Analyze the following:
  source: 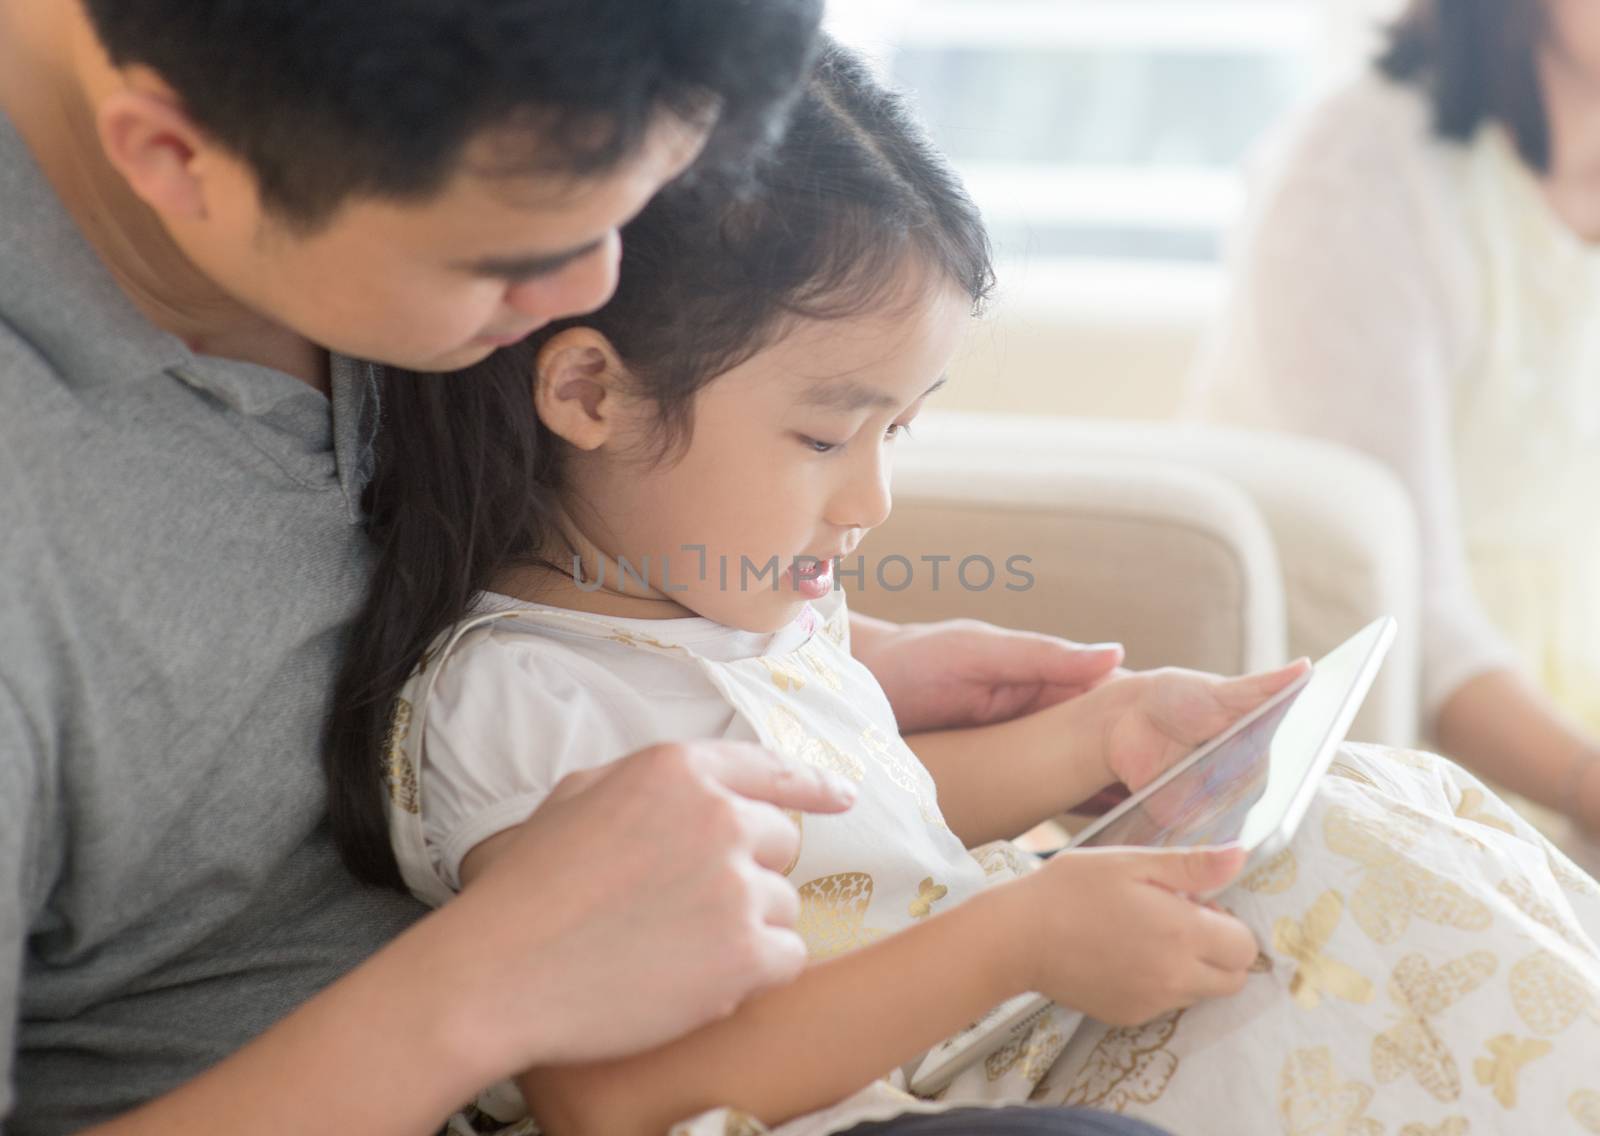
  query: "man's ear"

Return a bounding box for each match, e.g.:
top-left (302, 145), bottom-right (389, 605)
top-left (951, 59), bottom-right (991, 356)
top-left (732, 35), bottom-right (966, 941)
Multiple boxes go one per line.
top-left (94, 68), bottom-right (221, 222)
top-left (534, 328), bottom-right (630, 451)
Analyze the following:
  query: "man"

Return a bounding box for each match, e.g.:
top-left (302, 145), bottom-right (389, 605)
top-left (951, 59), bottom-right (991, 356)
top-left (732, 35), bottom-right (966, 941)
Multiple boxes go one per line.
top-left (0, 3), bottom-right (1135, 1133)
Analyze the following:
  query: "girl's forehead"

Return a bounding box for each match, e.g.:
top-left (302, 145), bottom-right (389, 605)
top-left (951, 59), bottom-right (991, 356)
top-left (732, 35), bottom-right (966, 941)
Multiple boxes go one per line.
top-left (775, 287), bottom-right (972, 393)
top-left (694, 278), bottom-right (970, 416)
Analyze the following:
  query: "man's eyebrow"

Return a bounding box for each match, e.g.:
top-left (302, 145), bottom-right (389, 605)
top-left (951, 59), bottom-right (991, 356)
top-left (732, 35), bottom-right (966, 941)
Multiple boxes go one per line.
top-left (799, 375), bottom-right (948, 414)
top-left (454, 237), bottom-right (605, 280)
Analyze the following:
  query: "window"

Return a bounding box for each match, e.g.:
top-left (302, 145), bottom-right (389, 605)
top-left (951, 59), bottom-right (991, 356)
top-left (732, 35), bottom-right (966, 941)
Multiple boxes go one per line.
top-left (827, 0), bottom-right (1386, 302)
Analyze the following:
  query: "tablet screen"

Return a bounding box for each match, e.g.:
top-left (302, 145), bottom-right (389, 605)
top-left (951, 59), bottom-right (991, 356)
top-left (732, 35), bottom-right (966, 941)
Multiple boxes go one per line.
top-left (1075, 681), bottom-right (1305, 850)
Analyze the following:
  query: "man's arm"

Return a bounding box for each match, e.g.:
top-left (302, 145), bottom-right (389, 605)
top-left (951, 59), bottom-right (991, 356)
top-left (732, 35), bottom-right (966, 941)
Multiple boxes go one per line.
top-left (70, 743), bottom-right (853, 1136)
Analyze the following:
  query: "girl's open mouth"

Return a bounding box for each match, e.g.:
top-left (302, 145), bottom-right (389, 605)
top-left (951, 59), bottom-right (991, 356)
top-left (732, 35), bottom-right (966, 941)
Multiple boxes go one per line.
top-left (786, 556), bottom-right (835, 599)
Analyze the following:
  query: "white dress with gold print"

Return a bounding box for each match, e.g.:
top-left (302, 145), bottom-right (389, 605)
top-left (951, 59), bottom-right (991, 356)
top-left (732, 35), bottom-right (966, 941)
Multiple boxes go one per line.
top-left (385, 591), bottom-right (1600, 1136)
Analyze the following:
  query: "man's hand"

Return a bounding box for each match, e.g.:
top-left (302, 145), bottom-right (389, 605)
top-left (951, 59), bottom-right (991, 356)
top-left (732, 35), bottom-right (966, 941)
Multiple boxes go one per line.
top-left (445, 741), bottom-right (856, 1078)
top-left (849, 612), bottom-right (1124, 733)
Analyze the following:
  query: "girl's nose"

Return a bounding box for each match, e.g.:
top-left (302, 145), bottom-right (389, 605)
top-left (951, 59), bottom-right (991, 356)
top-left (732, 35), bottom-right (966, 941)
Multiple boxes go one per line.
top-left (827, 456), bottom-right (893, 533)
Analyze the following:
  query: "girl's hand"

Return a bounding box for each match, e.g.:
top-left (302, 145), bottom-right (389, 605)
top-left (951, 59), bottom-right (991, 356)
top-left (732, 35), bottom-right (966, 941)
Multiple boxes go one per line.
top-left (1092, 660), bottom-right (1310, 793)
top-left (999, 844), bottom-right (1258, 1025)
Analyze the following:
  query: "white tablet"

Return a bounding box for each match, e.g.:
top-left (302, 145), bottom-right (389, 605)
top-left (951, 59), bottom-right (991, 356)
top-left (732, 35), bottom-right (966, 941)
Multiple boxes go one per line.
top-left (1067, 615), bottom-right (1396, 878)
top-left (907, 616), bottom-right (1396, 1098)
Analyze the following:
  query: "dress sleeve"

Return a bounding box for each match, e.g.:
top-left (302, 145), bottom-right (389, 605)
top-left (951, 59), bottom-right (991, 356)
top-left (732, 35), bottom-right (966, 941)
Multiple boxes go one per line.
top-left (417, 633), bottom-right (647, 889)
top-left (1190, 80), bottom-right (1521, 728)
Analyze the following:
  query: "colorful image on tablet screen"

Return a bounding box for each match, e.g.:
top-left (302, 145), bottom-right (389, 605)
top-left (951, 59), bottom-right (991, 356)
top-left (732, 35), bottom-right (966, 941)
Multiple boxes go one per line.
top-left (1076, 687), bottom-right (1305, 849)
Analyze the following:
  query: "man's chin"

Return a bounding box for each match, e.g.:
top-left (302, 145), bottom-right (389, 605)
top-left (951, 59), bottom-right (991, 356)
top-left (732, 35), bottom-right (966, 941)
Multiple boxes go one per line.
top-left (387, 341), bottom-right (500, 375)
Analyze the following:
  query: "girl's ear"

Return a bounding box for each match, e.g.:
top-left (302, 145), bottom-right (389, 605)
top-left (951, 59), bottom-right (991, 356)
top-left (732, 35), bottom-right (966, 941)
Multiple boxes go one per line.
top-left (533, 328), bottom-right (629, 451)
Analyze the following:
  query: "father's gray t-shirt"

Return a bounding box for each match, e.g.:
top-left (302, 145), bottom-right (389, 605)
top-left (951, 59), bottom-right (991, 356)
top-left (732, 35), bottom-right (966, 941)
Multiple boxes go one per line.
top-left (0, 114), bottom-right (425, 1131)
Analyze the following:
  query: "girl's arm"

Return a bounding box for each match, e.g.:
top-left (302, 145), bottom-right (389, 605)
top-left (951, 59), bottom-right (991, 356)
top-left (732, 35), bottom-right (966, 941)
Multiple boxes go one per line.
top-left (515, 843), bottom-right (1258, 1136)
top-left (521, 885), bottom-right (1023, 1136)
top-left (905, 697), bottom-right (1108, 846)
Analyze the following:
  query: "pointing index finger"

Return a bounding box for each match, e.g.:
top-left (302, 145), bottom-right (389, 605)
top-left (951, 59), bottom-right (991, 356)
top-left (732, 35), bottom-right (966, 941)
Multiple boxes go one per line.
top-left (694, 741), bottom-right (857, 815)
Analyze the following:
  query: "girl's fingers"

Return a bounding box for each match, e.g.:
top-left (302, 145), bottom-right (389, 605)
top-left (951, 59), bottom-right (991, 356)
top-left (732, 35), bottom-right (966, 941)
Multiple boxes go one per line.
top-left (1191, 904), bottom-right (1261, 972)
top-left (1216, 657), bottom-right (1311, 710)
top-left (1192, 958), bottom-right (1253, 1001)
top-left (1124, 844), bottom-right (1248, 895)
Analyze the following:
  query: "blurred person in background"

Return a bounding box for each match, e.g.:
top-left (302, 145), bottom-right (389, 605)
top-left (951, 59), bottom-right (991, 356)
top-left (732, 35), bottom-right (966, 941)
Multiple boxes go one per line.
top-left (1191, 0), bottom-right (1600, 863)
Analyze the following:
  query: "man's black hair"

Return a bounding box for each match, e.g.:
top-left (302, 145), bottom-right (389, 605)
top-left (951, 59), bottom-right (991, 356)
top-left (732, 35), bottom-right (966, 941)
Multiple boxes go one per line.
top-left (83, 0), bottom-right (824, 228)
top-left (1379, 0), bottom-right (1548, 172)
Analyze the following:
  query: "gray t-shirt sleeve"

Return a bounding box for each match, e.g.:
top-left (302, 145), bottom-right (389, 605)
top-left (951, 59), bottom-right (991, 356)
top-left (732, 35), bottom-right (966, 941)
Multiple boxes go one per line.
top-left (0, 680), bottom-right (39, 1123)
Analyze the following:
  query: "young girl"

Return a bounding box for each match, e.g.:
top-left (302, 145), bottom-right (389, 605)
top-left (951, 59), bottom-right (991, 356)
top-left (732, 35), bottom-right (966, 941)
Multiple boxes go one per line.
top-left (328, 43), bottom-right (1600, 1136)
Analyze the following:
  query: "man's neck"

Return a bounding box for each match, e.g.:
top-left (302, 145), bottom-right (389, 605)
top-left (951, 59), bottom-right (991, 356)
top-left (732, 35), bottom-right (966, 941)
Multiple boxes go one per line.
top-left (0, 3), bottom-right (329, 389)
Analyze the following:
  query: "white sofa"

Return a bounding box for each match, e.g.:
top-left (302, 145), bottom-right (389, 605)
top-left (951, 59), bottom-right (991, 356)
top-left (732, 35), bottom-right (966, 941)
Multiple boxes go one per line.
top-left (852, 411), bottom-right (1422, 748)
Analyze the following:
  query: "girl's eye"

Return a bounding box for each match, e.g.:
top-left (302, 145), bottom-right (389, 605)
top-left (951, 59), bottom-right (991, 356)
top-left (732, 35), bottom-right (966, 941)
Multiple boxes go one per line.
top-left (800, 435), bottom-right (842, 454)
top-left (886, 422), bottom-right (914, 441)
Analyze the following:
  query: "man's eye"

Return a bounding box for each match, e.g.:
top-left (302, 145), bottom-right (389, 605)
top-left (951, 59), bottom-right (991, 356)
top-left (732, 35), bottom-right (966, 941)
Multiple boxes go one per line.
top-left (799, 435), bottom-right (841, 454)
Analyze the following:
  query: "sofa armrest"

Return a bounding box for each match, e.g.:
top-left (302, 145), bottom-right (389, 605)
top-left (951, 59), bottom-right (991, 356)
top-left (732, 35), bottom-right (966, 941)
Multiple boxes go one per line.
top-left (852, 451), bottom-right (1288, 679)
top-left (871, 412), bottom-right (1420, 746)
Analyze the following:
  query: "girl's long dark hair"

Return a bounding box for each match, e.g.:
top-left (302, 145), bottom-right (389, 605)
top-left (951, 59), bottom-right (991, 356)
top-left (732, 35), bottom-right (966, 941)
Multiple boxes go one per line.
top-left (1379, 0), bottom-right (1548, 172)
top-left (325, 39), bottom-right (995, 890)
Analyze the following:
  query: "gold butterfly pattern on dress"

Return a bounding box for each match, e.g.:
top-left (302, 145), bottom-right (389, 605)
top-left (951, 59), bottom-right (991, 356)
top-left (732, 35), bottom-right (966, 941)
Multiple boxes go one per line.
top-left (986, 1018), bottom-right (1068, 1084)
top-left (1570, 1089), bottom-right (1600, 1132)
top-left (1272, 890), bottom-right (1375, 1010)
top-left (1507, 949), bottom-right (1600, 1035)
top-left (1453, 787), bottom-right (1517, 836)
top-left (1495, 877), bottom-right (1595, 957)
top-left (796, 872), bottom-right (885, 960)
top-left (604, 628), bottom-right (677, 652)
top-left (1383, 748), bottom-right (1441, 771)
top-left (1240, 848), bottom-right (1298, 895)
top-left (1398, 1120), bottom-right (1468, 1136)
top-left (758, 655), bottom-right (809, 693)
top-left (1471, 1034), bottom-right (1551, 1108)
top-left (383, 698), bottom-right (420, 814)
top-left (797, 643), bottom-right (844, 692)
top-left (718, 1112), bottom-right (766, 1136)
top-left (1371, 952), bottom-right (1498, 1102)
top-left (908, 877), bottom-right (948, 920)
top-left (1059, 1010), bottom-right (1183, 1112)
top-left (973, 842), bottom-right (1032, 880)
top-left (860, 723), bottom-right (945, 827)
top-left (1278, 1046), bottom-right (1383, 1136)
top-left (1548, 849), bottom-right (1600, 899)
top-left (1323, 805), bottom-right (1493, 944)
top-left (1327, 762), bottom-right (1382, 791)
top-left (766, 706), bottom-right (864, 783)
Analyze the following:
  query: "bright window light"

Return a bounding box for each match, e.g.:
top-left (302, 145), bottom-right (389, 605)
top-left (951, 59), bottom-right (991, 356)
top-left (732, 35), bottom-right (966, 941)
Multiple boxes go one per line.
top-left (826, 0), bottom-right (1374, 285)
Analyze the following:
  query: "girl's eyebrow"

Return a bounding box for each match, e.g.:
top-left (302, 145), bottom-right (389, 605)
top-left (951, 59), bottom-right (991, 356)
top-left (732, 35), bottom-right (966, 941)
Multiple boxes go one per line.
top-left (453, 237), bottom-right (605, 280)
top-left (801, 375), bottom-right (948, 413)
